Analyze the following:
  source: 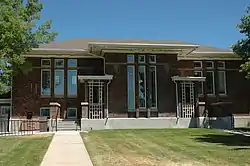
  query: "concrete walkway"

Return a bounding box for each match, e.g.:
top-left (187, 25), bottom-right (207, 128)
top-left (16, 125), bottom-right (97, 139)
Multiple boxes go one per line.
top-left (40, 131), bottom-right (93, 166)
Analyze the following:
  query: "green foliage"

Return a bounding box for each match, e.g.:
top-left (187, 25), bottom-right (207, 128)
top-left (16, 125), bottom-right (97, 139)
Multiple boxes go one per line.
top-left (0, 0), bottom-right (57, 94)
top-left (232, 6), bottom-right (250, 78)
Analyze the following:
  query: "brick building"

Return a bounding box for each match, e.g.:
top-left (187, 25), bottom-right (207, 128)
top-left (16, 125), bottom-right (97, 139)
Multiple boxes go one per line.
top-left (0, 38), bottom-right (249, 129)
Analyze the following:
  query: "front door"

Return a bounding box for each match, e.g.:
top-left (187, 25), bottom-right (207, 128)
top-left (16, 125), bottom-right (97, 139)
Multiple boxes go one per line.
top-left (88, 80), bottom-right (104, 119)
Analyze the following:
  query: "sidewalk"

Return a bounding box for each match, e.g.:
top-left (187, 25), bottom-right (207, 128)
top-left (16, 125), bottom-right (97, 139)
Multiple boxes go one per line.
top-left (40, 131), bottom-right (93, 166)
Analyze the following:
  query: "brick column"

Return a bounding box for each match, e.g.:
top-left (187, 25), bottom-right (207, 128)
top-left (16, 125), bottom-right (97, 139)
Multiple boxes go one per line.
top-left (49, 102), bottom-right (61, 119)
top-left (81, 102), bottom-right (89, 119)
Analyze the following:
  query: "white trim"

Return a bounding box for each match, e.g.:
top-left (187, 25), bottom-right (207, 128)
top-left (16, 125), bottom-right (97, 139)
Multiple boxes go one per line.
top-left (88, 42), bottom-right (200, 48)
top-left (41, 69), bottom-right (51, 96)
top-left (192, 51), bottom-right (233, 54)
top-left (33, 48), bottom-right (87, 51)
top-left (78, 75), bottom-right (113, 81)
top-left (41, 59), bottom-right (51, 68)
top-left (49, 102), bottom-right (61, 107)
top-left (218, 71), bottom-right (227, 95)
top-left (40, 107), bottom-right (50, 117)
top-left (0, 99), bottom-right (11, 104)
top-left (206, 71), bottom-right (215, 95)
top-left (67, 107), bottom-right (77, 119)
top-left (171, 76), bottom-right (206, 82)
top-left (138, 66), bottom-right (146, 108)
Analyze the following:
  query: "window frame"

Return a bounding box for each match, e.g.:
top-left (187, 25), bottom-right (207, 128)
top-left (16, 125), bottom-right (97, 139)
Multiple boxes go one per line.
top-left (205, 61), bottom-right (214, 69)
top-left (68, 59), bottom-right (77, 68)
top-left (67, 69), bottom-right (78, 97)
top-left (217, 61), bottom-right (225, 69)
top-left (149, 55), bottom-right (156, 64)
top-left (54, 69), bottom-right (65, 96)
top-left (138, 65), bottom-right (146, 108)
top-left (54, 59), bottom-right (65, 68)
top-left (40, 107), bottom-right (50, 118)
top-left (41, 59), bottom-right (51, 68)
top-left (41, 69), bottom-right (51, 96)
top-left (217, 70), bottom-right (227, 95)
top-left (149, 65), bottom-right (158, 108)
top-left (206, 71), bottom-right (215, 95)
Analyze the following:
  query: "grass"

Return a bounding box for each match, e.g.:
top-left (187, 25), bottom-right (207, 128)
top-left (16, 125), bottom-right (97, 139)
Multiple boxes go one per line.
top-left (0, 134), bottom-right (53, 166)
top-left (81, 129), bottom-right (250, 166)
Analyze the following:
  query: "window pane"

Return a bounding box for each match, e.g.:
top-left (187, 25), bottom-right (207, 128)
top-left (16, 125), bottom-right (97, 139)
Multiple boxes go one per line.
top-left (194, 61), bottom-right (202, 68)
top-left (217, 61), bottom-right (225, 69)
top-left (194, 71), bottom-right (203, 95)
top-left (67, 70), bottom-right (77, 96)
top-left (138, 55), bottom-right (145, 63)
top-left (127, 66), bottom-right (135, 111)
top-left (149, 55), bottom-right (156, 63)
top-left (40, 108), bottom-right (50, 117)
top-left (127, 55), bottom-right (134, 63)
top-left (68, 59), bottom-right (77, 67)
top-left (149, 66), bottom-right (157, 107)
top-left (218, 71), bottom-right (226, 94)
top-left (205, 61), bottom-right (214, 68)
top-left (206, 71), bottom-right (214, 94)
top-left (41, 70), bottom-right (51, 95)
top-left (54, 70), bottom-right (64, 95)
top-left (67, 108), bottom-right (77, 118)
top-left (41, 59), bottom-right (51, 67)
top-left (138, 66), bottom-right (146, 108)
top-left (55, 59), bottom-right (64, 68)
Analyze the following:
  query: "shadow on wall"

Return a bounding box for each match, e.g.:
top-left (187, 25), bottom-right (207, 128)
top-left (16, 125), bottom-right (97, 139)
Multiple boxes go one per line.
top-left (194, 133), bottom-right (250, 148)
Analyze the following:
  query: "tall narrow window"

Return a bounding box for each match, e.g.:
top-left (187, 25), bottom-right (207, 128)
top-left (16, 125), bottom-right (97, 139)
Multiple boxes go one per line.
top-left (138, 55), bottom-right (146, 108)
top-left (205, 61), bottom-right (215, 95)
top-left (41, 59), bottom-right (51, 96)
top-left (54, 59), bottom-right (64, 96)
top-left (194, 61), bottom-right (203, 95)
top-left (41, 70), bottom-right (51, 96)
top-left (67, 59), bottom-right (77, 96)
top-left (149, 55), bottom-right (157, 108)
top-left (217, 61), bottom-right (226, 95)
top-left (127, 55), bottom-right (135, 111)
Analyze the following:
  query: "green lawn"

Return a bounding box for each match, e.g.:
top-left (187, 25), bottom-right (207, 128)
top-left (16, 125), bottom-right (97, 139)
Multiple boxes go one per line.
top-left (81, 129), bottom-right (250, 166)
top-left (0, 134), bottom-right (53, 166)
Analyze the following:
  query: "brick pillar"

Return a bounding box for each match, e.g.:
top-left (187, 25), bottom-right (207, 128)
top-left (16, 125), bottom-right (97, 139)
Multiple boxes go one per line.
top-left (49, 102), bottom-right (61, 119)
top-left (81, 102), bottom-right (89, 119)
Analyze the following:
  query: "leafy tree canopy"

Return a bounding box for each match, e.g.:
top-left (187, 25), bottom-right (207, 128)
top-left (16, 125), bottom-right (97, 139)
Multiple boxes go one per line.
top-left (232, 6), bottom-right (250, 78)
top-left (0, 0), bottom-right (57, 94)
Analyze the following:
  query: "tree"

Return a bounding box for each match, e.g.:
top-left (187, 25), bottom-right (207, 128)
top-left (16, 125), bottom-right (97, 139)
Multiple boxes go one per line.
top-left (0, 0), bottom-right (57, 94)
top-left (232, 6), bottom-right (250, 78)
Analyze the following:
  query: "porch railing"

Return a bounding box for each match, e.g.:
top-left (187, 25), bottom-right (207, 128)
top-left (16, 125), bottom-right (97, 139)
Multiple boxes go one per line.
top-left (0, 119), bottom-right (48, 136)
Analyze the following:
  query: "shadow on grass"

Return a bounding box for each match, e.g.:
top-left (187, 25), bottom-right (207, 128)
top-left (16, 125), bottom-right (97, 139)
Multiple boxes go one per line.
top-left (195, 133), bottom-right (250, 147)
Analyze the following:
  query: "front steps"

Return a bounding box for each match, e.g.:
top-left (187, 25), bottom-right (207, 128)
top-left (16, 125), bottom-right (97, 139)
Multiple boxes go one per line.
top-left (57, 120), bottom-right (81, 131)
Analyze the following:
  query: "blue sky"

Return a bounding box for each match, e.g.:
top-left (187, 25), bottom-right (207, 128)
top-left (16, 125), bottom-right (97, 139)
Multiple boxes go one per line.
top-left (40, 0), bottom-right (249, 49)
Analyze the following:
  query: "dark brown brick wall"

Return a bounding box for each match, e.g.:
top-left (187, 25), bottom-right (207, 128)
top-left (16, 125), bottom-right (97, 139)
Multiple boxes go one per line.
top-left (11, 56), bottom-right (250, 118)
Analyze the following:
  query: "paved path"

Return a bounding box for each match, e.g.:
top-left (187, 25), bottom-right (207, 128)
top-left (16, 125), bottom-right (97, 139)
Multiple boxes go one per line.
top-left (40, 131), bottom-right (93, 166)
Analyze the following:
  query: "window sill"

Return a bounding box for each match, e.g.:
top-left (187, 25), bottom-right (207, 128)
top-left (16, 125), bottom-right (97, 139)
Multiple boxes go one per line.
top-left (219, 94), bottom-right (228, 97)
top-left (40, 95), bottom-right (52, 98)
top-left (207, 94), bottom-right (216, 97)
